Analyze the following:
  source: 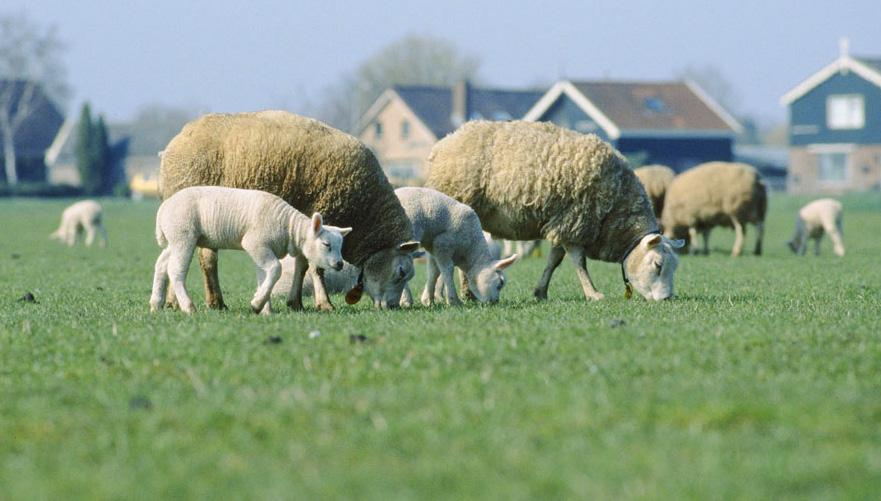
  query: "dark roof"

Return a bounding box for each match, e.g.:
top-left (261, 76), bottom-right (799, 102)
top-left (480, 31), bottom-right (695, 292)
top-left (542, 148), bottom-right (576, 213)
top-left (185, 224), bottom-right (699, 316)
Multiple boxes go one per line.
top-left (0, 80), bottom-right (64, 158)
top-left (393, 84), bottom-right (545, 138)
top-left (570, 80), bottom-right (734, 132)
top-left (855, 56), bottom-right (881, 75)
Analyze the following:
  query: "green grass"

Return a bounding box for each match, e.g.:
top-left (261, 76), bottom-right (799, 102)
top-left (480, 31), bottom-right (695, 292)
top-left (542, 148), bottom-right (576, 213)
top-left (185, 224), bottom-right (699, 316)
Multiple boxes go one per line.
top-left (2, 193), bottom-right (881, 499)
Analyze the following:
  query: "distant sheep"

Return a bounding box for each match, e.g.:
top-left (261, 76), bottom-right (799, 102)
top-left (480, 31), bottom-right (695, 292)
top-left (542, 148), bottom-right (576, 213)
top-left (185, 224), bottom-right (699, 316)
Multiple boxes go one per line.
top-left (788, 198), bottom-right (844, 257)
top-left (661, 162), bottom-right (767, 257)
top-left (159, 111), bottom-right (419, 310)
top-left (633, 164), bottom-right (676, 220)
top-left (150, 186), bottom-right (350, 314)
top-left (427, 120), bottom-right (683, 302)
top-left (394, 187), bottom-right (517, 306)
top-left (50, 200), bottom-right (108, 247)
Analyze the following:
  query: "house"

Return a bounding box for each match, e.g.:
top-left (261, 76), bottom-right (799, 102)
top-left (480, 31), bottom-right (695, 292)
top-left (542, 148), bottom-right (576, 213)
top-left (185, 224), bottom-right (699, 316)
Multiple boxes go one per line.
top-left (780, 39), bottom-right (881, 193)
top-left (44, 113), bottom-right (130, 191)
top-left (0, 79), bottom-right (65, 184)
top-left (523, 80), bottom-right (742, 172)
top-left (358, 81), bottom-right (544, 185)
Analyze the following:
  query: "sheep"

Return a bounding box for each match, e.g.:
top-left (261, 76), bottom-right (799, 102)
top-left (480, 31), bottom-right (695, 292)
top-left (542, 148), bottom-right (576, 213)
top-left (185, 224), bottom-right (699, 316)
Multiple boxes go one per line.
top-left (633, 164), bottom-right (676, 220)
top-left (150, 186), bottom-right (351, 314)
top-left (49, 200), bottom-right (108, 247)
top-left (787, 198), bottom-right (845, 257)
top-left (661, 161), bottom-right (767, 257)
top-left (393, 187), bottom-right (518, 306)
top-left (426, 120), bottom-right (684, 302)
top-left (158, 111), bottom-right (420, 310)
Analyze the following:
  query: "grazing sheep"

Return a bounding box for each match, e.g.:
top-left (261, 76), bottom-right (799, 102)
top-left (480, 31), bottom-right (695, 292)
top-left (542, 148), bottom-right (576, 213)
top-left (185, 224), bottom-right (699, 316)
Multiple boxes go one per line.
top-left (159, 111), bottom-right (419, 310)
top-left (394, 187), bottom-right (517, 306)
top-left (50, 200), bottom-right (108, 247)
top-left (426, 120), bottom-right (683, 302)
top-left (150, 186), bottom-right (350, 314)
top-left (787, 198), bottom-right (845, 257)
top-left (633, 164), bottom-right (676, 220)
top-left (661, 162), bottom-right (767, 257)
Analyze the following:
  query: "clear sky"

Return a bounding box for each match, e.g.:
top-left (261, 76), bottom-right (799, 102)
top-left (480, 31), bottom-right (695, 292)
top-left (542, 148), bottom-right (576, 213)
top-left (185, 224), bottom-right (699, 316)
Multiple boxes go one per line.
top-left (6, 0), bottom-right (880, 123)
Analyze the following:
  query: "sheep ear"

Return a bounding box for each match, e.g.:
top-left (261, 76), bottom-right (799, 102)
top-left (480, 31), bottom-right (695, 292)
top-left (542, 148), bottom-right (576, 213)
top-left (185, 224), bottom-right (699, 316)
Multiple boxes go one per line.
top-left (669, 238), bottom-right (686, 249)
top-left (494, 254), bottom-right (518, 270)
top-left (645, 234), bottom-right (662, 248)
top-left (311, 213), bottom-right (323, 233)
top-left (338, 227), bottom-right (352, 237)
top-left (397, 241), bottom-right (420, 254)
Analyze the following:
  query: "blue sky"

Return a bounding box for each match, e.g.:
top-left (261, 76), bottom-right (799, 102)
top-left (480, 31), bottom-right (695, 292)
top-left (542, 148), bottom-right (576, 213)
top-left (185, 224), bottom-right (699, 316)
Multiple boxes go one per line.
top-left (6, 1), bottom-right (880, 123)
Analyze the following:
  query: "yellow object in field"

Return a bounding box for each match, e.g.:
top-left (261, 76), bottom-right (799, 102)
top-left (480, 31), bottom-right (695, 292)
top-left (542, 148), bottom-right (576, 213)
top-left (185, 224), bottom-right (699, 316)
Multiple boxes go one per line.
top-left (129, 173), bottom-right (159, 198)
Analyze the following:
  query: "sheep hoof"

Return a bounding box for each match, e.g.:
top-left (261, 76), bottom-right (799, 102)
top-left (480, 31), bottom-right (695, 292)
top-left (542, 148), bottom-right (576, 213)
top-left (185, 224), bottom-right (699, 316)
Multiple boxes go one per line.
top-left (316, 302), bottom-right (335, 312)
top-left (286, 300), bottom-right (304, 311)
top-left (463, 289), bottom-right (477, 301)
top-left (149, 304), bottom-right (160, 313)
top-left (533, 288), bottom-right (548, 300)
top-left (586, 292), bottom-right (605, 301)
top-left (448, 297), bottom-right (463, 306)
top-left (206, 298), bottom-right (228, 310)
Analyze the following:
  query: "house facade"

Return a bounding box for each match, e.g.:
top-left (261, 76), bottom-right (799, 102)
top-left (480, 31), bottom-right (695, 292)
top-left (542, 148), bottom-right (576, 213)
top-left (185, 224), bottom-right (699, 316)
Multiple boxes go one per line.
top-left (781, 41), bottom-right (881, 193)
top-left (358, 82), bottom-right (544, 185)
top-left (0, 80), bottom-right (65, 184)
top-left (523, 80), bottom-right (742, 172)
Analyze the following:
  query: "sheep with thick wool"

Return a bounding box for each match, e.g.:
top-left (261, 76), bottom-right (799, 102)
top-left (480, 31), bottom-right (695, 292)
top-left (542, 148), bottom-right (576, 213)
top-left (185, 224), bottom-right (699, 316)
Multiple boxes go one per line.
top-left (50, 200), bottom-right (108, 247)
top-left (634, 164), bottom-right (676, 220)
top-left (426, 120), bottom-right (683, 302)
top-left (787, 198), bottom-right (845, 257)
top-left (150, 186), bottom-right (350, 314)
top-left (661, 161), bottom-right (767, 257)
top-left (394, 187), bottom-right (517, 306)
top-left (159, 111), bottom-right (419, 311)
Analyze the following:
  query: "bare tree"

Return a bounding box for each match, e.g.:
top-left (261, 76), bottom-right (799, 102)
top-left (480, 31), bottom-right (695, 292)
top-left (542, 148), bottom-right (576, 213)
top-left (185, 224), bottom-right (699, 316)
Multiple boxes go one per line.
top-left (312, 35), bottom-right (480, 132)
top-left (676, 64), bottom-right (740, 115)
top-left (0, 12), bottom-right (68, 185)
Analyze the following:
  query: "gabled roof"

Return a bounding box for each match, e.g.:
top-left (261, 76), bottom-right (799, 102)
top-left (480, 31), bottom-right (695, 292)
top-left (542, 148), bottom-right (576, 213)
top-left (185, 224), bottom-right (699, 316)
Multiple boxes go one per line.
top-left (358, 84), bottom-right (545, 139)
top-left (0, 79), bottom-right (65, 158)
top-left (780, 55), bottom-right (881, 105)
top-left (524, 80), bottom-right (741, 140)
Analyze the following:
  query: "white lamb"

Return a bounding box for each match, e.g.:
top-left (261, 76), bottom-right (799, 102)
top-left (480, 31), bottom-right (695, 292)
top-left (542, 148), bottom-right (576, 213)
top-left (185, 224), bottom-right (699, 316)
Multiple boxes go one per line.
top-left (50, 200), bottom-right (108, 247)
top-left (395, 187), bottom-right (517, 306)
top-left (150, 186), bottom-right (351, 314)
top-left (787, 198), bottom-right (845, 257)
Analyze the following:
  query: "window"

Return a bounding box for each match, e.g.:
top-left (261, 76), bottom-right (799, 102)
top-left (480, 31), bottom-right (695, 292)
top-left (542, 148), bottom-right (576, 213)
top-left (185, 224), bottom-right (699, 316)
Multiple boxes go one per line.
top-left (401, 120), bottom-right (410, 140)
top-left (373, 121), bottom-right (383, 139)
top-left (827, 95), bottom-right (864, 129)
top-left (643, 96), bottom-right (669, 114)
top-left (818, 152), bottom-right (848, 181)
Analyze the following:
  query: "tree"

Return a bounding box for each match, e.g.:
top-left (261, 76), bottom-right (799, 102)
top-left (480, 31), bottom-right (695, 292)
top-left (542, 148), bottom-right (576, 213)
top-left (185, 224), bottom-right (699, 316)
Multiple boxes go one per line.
top-left (75, 103), bottom-right (99, 194)
top-left (313, 35), bottom-right (481, 131)
top-left (0, 12), bottom-right (68, 185)
top-left (675, 64), bottom-right (740, 116)
top-left (121, 104), bottom-right (195, 156)
top-left (93, 114), bottom-right (112, 193)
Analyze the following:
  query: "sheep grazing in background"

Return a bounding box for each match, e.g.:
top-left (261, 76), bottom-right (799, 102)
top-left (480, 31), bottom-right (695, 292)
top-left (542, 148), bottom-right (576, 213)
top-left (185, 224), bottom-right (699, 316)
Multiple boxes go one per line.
top-left (150, 186), bottom-right (350, 315)
top-left (427, 120), bottom-right (683, 302)
top-left (394, 187), bottom-right (517, 306)
top-left (661, 162), bottom-right (767, 257)
top-left (50, 200), bottom-right (108, 247)
top-left (159, 111), bottom-right (419, 310)
top-left (633, 164), bottom-right (676, 220)
top-left (788, 198), bottom-right (845, 257)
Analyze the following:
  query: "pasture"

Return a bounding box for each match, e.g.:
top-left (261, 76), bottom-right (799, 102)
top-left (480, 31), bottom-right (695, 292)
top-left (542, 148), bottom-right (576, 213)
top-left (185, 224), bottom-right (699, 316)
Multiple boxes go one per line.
top-left (2, 193), bottom-right (880, 499)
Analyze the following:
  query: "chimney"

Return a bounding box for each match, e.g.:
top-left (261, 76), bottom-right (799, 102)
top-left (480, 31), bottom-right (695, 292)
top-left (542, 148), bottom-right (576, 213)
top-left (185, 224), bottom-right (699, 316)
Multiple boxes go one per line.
top-left (451, 80), bottom-right (470, 127)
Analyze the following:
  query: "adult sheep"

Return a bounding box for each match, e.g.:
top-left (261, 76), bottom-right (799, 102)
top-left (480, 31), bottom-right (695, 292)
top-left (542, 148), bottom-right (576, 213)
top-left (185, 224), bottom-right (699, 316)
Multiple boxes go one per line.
top-left (426, 120), bottom-right (684, 302)
top-left (661, 161), bottom-right (767, 257)
top-left (159, 111), bottom-right (419, 310)
top-left (633, 164), bottom-right (676, 220)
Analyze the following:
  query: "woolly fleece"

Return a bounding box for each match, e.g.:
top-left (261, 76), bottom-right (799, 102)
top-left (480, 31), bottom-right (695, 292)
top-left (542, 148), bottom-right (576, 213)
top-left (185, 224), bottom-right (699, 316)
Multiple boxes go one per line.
top-left (634, 164), bottom-right (676, 220)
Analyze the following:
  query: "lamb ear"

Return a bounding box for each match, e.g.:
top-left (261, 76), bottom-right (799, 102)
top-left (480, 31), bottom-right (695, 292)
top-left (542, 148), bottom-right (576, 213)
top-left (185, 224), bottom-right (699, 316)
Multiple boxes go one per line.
top-left (645, 234), bottom-right (662, 248)
top-left (311, 213), bottom-right (323, 233)
top-left (494, 254), bottom-right (518, 270)
top-left (338, 227), bottom-right (353, 237)
top-left (397, 241), bottom-right (420, 254)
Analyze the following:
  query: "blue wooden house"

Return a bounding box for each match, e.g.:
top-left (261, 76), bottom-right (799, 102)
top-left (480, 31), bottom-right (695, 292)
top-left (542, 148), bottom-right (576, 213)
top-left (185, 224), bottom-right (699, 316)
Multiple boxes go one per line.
top-left (523, 80), bottom-right (742, 172)
top-left (781, 40), bottom-right (881, 193)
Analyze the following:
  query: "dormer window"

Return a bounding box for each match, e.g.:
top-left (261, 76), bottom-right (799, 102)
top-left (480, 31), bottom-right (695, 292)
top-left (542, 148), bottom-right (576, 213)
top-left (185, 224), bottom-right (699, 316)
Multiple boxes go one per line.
top-left (401, 120), bottom-right (410, 140)
top-left (643, 96), bottom-right (669, 114)
top-left (827, 95), bottom-right (864, 129)
top-left (374, 121), bottom-right (383, 139)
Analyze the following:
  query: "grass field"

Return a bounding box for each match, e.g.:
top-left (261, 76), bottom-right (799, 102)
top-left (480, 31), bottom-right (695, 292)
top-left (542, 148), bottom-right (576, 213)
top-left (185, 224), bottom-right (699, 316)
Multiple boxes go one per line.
top-left (2, 193), bottom-right (881, 499)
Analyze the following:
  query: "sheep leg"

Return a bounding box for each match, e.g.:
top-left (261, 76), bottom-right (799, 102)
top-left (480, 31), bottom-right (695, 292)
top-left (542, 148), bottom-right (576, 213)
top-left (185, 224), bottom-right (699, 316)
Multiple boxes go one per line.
top-left (459, 268), bottom-right (476, 301)
top-left (564, 244), bottom-right (604, 301)
top-left (286, 256), bottom-right (308, 310)
top-left (533, 245), bottom-right (565, 300)
top-left (150, 248), bottom-right (171, 312)
top-left (198, 248), bottom-right (227, 310)
top-left (753, 221), bottom-right (764, 256)
top-left (434, 273), bottom-right (445, 302)
top-left (433, 254), bottom-right (462, 306)
top-left (244, 244), bottom-right (281, 314)
top-left (65, 222), bottom-right (76, 246)
top-left (168, 242), bottom-right (196, 314)
top-left (814, 236), bottom-right (822, 256)
top-left (421, 257), bottom-right (440, 306)
top-left (255, 267), bottom-right (272, 315)
top-left (310, 267), bottom-right (335, 311)
top-left (98, 223), bottom-right (109, 248)
top-left (85, 224), bottom-right (97, 246)
top-left (731, 217), bottom-right (744, 257)
top-left (688, 228), bottom-right (700, 255)
top-left (400, 283), bottom-right (414, 307)
top-left (828, 221), bottom-right (845, 257)
top-left (701, 229), bottom-right (711, 255)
